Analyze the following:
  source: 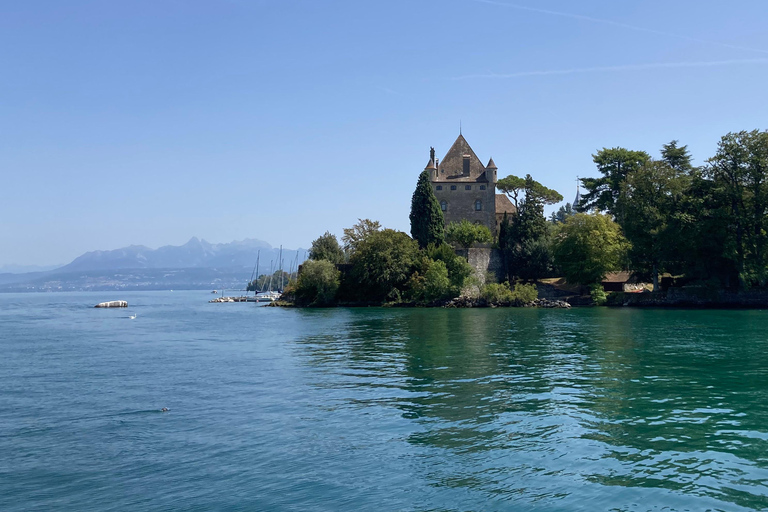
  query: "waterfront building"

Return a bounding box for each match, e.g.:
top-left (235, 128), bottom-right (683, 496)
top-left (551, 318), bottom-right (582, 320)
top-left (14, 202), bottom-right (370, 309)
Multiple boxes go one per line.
top-left (425, 134), bottom-right (516, 236)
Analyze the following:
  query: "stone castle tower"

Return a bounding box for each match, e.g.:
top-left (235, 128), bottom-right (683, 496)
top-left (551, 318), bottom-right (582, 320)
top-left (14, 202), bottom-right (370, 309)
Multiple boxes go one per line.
top-left (425, 134), bottom-right (515, 236)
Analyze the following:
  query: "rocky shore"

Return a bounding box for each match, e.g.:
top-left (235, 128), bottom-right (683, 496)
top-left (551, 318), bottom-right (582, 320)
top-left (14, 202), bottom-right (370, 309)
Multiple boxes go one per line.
top-left (443, 296), bottom-right (571, 308)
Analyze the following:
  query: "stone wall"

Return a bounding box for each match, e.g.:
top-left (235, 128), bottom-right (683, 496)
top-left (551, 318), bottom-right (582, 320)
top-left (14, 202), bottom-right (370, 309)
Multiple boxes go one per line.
top-left (455, 247), bottom-right (505, 286)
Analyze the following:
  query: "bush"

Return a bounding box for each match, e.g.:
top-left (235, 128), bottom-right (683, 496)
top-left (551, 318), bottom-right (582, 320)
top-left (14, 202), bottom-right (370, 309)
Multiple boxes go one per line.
top-left (481, 281), bottom-right (538, 305)
top-left (512, 282), bottom-right (538, 303)
top-left (482, 282), bottom-right (514, 303)
top-left (426, 243), bottom-right (473, 295)
top-left (407, 258), bottom-right (452, 304)
top-left (589, 284), bottom-right (607, 306)
top-left (294, 260), bottom-right (340, 306)
top-left (347, 229), bottom-right (420, 303)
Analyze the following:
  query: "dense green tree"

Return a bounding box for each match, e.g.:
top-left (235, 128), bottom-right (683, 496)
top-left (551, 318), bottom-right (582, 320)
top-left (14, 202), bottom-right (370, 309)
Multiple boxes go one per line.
top-left (407, 258), bottom-right (452, 303)
top-left (617, 159), bottom-right (691, 290)
top-left (308, 231), bottom-right (345, 264)
top-left (342, 218), bottom-right (381, 255)
top-left (293, 260), bottom-right (341, 306)
top-left (501, 175), bottom-right (562, 281)
top-left (549, 202), bottom-right (575, 224)
top-left (552, 213), bottom-right (628, 286)
top-left (446, 219), bottom-right (493, 251)
top-left (347, 229), bottom-right (420, 302)
top-left (498, 174), bottom-right (562, 209)
top-left (247, 270), bottom-right (294, 292)
top-left (410, 170), bottom-right (445, 248)
top-left (661, 140), bottom-right (694, 173)
top-left (426, 243), bottom-right (473, 295)
top-left (705, 130), bottom-right (768, 287)
top-left (578, 148), bottom-right (651, 217)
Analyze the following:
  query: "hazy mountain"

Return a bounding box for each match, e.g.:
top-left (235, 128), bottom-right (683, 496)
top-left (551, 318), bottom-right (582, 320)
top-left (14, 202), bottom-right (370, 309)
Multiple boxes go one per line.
top-left (0, 237), bottom-right (308, 292)
top-left (58, 237), bottom-right (288, 271)
top-left (0, 263), bottom-right (64, 274)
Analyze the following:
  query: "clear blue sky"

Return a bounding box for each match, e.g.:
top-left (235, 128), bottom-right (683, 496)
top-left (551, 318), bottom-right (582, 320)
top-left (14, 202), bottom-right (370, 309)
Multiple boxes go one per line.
top-left (3, 0), bottom-right (768, 266)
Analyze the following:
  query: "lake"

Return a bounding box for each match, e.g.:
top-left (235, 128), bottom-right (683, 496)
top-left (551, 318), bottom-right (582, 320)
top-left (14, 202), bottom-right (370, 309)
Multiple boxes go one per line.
top-left (2, 291), bottom-right (768, 511)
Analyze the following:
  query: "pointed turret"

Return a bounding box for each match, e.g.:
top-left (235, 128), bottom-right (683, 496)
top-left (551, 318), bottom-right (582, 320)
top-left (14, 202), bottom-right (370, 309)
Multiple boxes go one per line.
top-left (485, 157), bottom-right (498, 183)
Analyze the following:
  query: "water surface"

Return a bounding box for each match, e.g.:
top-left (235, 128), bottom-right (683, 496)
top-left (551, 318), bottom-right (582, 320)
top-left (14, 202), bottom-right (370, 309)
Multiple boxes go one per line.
top-left (2, 291), bottom-right (768, 511)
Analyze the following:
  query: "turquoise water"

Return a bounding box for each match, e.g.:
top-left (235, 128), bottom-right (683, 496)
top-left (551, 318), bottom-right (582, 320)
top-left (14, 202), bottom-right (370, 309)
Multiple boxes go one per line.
top-left (2, 291), bottom-right (768, 511)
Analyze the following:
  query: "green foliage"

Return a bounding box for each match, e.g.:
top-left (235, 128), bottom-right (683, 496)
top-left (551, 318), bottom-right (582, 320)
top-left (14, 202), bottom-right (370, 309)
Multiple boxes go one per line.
top-left (617, 159), bottom-right (691, 290)
top-left (410, 170), bottom-right (445, 248)
top-left (347, 229), bottom-right (420, 302)
top-left (425, 243), bottom-right (473, 295)
top-left (705, 130), bottom-right (768, 288)
top-left (552, 213), bottom-right (628, 286)
top-left (446, 219), bottom-right (493, 250)
top-left (309, 231), bottom-right (345, 264)
top-left (481, 281), bottom-right (538, 304)
top-left (247, 270), bottom-right (295, 292)
top-left (294, 260), bottom-right (340, 306)
top-left (498, 174), bottom-right (562, 209)
top-left (578, 147), bottom-right (651, 216)
top-left (500, 175), bottom-right (559, 281)
top-left (342, 218), bottom-right (381, 255)
top-left (407, 258), bottom-right (452, 304)
top-left (589, 284), bottom-right (607, 306)
top-left (549, 202), bottom-right (575, 224)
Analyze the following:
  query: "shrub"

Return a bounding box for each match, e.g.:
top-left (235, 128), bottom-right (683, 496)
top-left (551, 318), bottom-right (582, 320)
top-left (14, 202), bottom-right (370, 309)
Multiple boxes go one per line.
top-left (426, 243), bottom-right (473, 295)
top-left (294, 260), bottom-right (340, 306)
top-left (481, 281), bottom-right (538, 305)
top-left (511, 282), bottom-right (538, 303)
top-left (589, 284), bottom-right (607, 306)
top-left (408, 258), bottom-right (452, 304)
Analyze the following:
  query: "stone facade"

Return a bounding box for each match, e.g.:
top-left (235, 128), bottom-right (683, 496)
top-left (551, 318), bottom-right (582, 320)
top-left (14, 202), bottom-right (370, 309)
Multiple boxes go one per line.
top-left (424, 134), bottom-right (515, 236)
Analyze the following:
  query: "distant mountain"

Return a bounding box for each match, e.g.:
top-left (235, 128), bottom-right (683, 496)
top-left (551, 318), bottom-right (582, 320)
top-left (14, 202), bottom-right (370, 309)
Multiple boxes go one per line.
top-left (0, 237), bottom-right (308, 292)
top-left (0, 263), bottom-right (64, 274)
top-left (59, 237), bottom-right (283, 271)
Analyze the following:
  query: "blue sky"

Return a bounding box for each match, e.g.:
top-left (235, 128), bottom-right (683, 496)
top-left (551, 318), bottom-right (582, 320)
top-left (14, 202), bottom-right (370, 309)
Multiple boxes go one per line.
top-left (2, 0), bottom-right (768, 266)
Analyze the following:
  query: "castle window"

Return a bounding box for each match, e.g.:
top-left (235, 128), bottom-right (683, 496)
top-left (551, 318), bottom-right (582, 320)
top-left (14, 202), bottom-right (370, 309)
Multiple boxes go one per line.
top-left (450, 185), bottom-right (457, 191)
top-left (465, 185), bottom-right (472, 190)
top-left (440, 201), bottom-right (447, 211)
top-left (480, 185), bottom-right (486, 190)
top-left (475, 200), bottom-right (482, 211)
top-left (436, 185), bottom-right (442, 191)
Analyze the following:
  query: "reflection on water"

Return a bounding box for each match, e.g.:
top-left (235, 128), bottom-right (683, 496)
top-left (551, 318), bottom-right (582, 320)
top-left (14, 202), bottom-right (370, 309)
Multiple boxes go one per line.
top-left (293, 308), bottom-right (768, 510)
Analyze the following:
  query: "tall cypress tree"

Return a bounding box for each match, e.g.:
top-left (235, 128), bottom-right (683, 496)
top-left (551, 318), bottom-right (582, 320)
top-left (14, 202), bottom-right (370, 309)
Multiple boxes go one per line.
top-left (410, 170), bottom-right (445, 248)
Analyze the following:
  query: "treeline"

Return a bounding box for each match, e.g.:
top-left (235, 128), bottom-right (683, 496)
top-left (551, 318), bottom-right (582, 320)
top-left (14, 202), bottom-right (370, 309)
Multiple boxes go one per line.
top-left (288, 170), bottom-right (537, 306)
top-left (574, 130), bottom-right (768, 291)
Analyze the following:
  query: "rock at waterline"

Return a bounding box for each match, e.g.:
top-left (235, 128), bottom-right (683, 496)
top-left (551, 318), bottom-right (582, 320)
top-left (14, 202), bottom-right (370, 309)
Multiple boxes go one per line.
top-left (94, 300), bottom-right (128, 308)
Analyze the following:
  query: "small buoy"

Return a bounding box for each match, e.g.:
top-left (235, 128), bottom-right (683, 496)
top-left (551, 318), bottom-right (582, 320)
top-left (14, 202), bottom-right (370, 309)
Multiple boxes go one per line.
top-left (161, 407), bottom-right (169, 412)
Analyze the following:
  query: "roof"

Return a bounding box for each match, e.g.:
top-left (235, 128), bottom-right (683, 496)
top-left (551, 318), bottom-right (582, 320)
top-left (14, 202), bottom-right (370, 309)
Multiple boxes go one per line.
top-left (495, 194), bottom-right (516, 215)
top-left (436, 134), bottom-right (488, 182)
top-left (486, 157), bottom-right (497, 169)
top-left (602, 271), bottom-right (633, 283)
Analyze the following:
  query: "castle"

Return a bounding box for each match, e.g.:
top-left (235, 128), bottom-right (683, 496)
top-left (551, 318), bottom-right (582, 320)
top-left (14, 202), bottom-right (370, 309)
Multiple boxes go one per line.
top-left (424, 134), bottom-right (516, 236)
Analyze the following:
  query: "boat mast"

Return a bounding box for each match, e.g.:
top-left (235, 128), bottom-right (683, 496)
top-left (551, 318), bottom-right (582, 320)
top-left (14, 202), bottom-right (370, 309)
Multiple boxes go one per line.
top-left (248, 250), bottom-right (260, 297)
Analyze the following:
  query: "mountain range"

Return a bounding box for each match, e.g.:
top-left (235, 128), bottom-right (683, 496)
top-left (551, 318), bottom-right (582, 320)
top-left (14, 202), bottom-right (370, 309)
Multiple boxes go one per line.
top-left (0, 238), bottom-right (307, 292)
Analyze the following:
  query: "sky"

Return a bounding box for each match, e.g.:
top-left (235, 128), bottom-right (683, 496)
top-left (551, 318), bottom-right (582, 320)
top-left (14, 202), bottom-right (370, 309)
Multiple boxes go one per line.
top-left (2, 0), bottom-right (768, 266)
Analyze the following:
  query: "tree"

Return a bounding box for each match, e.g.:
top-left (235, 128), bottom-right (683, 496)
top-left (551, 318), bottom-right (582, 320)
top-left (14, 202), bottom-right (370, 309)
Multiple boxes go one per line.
top-left (407, 258), bottom-right (452, 303)
top-left (347, 229), bottom-right (420, 302)
top-left (617, 159), bottom-right (690, 290)
top-left (705, 130), bottom-right (768, 287)
top-left (498, 174), bottom-right (562, 210)
top-left (294, 260), bottom-right (340, 306)
top-left (501, 175), bottom-right (562, 281)
top-left (308, 231), bottom-right (345, 264)
top-left (578, 147), bottom-right (651, 217)
top-left (426, 243), bottom-right (473, 296)
top-left (552, 213), bottom-right (628, 286)
top-left (549, 203), bottom-right (575, 224)
top-left (445, 219), bottom-right (492, 251)
top-left (342, 218), bottom-right (381, 255)
top-left (410, 170), bottom-right (445, 248)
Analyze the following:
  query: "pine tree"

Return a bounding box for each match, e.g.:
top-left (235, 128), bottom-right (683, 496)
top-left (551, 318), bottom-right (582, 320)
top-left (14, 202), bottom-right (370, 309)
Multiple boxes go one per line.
top-left (410, 170), bottom-right (445, 248)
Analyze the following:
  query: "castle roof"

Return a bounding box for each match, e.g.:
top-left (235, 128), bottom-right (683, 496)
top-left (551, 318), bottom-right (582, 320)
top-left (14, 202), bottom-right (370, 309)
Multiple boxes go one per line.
top-left (425, 158), bottom-right (436, 170)
top-left (486, 157), bottom-right (497, 169)
top-left (437, 134), bottom-right (488, 182)
top-left (495, 194), bottom-right (516, 215)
